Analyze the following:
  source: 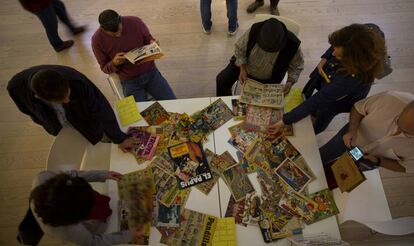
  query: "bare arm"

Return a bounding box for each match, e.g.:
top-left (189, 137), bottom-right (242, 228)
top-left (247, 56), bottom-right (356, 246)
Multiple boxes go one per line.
top-left (343, 106), bottom-right (364, 148)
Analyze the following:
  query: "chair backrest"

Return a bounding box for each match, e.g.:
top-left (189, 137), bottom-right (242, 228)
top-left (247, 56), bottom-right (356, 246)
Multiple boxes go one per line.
top-left (107, 73), bottom-right (124, 100)
top-left (46, 127), bottom-right (88, 172)
top-left (254, 14), bottom-right (300, 35)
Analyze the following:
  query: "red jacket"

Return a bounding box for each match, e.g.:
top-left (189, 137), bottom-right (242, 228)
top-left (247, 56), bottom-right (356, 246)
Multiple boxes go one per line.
top-left (19, 0), bottom-right (53, 13)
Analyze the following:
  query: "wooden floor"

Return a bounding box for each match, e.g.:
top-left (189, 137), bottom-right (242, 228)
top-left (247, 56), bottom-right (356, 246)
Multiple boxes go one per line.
top-left (0, 0), bottom-right (413, 245)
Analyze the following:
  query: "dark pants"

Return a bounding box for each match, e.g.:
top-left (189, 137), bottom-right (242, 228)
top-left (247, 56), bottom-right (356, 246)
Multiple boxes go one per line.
top-left (255, 0), bottom-right (280, 7)
top-left (33, 0), bottom-right (76, 49)
top-left (311, 101), bottom-right (352, 135)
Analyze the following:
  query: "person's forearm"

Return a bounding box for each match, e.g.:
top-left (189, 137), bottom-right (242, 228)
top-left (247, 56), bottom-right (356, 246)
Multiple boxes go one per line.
top-left (347, 106), bottom-right (364, 134)
top-left (378, 157), bottom-right (406, 172)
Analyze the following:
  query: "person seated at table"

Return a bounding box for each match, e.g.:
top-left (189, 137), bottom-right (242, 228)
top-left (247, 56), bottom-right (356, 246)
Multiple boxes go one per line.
top-left (267, 23), bottom-right (386, 135)
top-left (320, 91), bottom-right (414, 173)
top-left (30, 170), bottom-right (143, 245)
top-left (91, 9), bottom-right (176, 102)
top-left (216, 18), bottom-right (304, 96)
top-left (7, 65), bottom-right (135, 152)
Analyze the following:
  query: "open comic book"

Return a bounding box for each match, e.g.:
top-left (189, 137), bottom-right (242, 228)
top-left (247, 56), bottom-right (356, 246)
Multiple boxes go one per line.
top-left (124, 41), bottom-right (163, 64)
top-left (239, 79), bottom-right (284, 108)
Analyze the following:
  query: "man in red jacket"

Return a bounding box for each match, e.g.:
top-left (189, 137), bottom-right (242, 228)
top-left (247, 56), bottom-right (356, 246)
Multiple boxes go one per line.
top-left (19, 0), bottom-right (85, 52)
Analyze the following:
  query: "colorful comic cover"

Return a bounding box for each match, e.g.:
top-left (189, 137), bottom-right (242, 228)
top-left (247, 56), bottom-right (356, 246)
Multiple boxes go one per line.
top-left (202, 98), bottom-right (233, 130)
top-left (224, 196), bottom-right (247, 226)
top-left (263, 135), bottom-right (315, 178)
top-left (127, 127), bottom-right (160, 160)
top-left (256, 168), bottom-right (285, 205)
top-left (283, 124), bottom-right (294, 136)
top-left (156, 203), bottom-right (181, 227)
top-left (150, 156), bottom-right (180, 207)
top-left (195, 149), bottom-right (220, 195)
top-left (189, 110), bottom-right (213, 143)
top-left (307, 189), bottom-right (339, 225)
top-left (242, 193), bottom-right (264, 225)
top-left (237, 150), bottom-right (257, 174)
top-left (208, 151), bottom-right (237, 173)
top-left (228, 123), bottom-right (259, 153)
top-left (221, 163), bottom-right (255, 202)
top-left (231, 98), bottom-right (247, 121)
top-left (162, 209), bottom-right (218, 246)
top-left (274, 158), bottom-right (312, 193)
top-left (278, 191), bottom-right (318, 224)
top-left (243, 105), bottom-right (283, 132)
top-left (244, 138), bottom-right (272, 174)
top-left (168, 142), bottom-right (213, 189)
top-left (259, 206), bottom-right (297, 243)
top-left (117, 169), bottom-right (154, 245)
top-left (141, 101), bottom-right (170, 125)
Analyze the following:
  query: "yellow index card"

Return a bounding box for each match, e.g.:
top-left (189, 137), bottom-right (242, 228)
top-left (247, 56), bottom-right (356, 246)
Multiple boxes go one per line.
top-left (115, 95), bottom-right (142, 126)
top-left (212, 217), bottom-right (237, 246)
top-left (284, 87), bottom-right (304, 113)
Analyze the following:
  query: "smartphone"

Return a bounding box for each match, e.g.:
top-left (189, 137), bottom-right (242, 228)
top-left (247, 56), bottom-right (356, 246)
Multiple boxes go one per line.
top-left (348, 146), bottom-right (364, 162)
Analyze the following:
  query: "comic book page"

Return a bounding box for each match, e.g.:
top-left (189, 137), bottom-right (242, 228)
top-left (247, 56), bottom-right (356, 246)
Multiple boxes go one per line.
top-left (124, 42), bottom-right (163, 64)
top-left (228, 123), bottom-right (259, 153)
top-left (239, 79), bottom-right (284, 108)
top-left (242, 193), bottom-right (264, 225)
top-left (141, 102), bottom-right (170, 125)
top-left (274, 158), bottom-right (312, 193)
top-left (156, 203), bottom-right (181, 227)
top-left (168, 142), bottom-right (213, 189)
top-left (202, 98), bottom-right (233, 130)
top-left (117, 169), bottom-right (154, 245)
top-left (244, 138), bottom-right (272, 174)
top-left (259, 205), bottom-right (296, 243)
top-left (127, 127), bottom-right (160, 160)
top-left (243, 105), bottom-right (282, 132)
top-left (237, 150), bottom-right (257, 174)
top-left (307, 189), bottom-right (339, 225)
top-left (231, 98), bottom-right (248, 121)
top-left (221, 162), bottom-right (255, 202)
top-left (195, 149), bottom-right (220, 195)
top-left (162, 209), bottom-right (218, 246)
top-left (278, 191), bottom-right (318, 224)
top-left (150, 159), bottom-right (180, 207)
top-left (256, 168), bottom-right (285, 205)
top-left (225, 196), bottom-right (247, 226)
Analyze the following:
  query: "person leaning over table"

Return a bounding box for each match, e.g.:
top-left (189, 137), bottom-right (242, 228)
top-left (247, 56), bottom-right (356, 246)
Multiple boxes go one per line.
top-left (216, 17), bottom-right (304, 96)
top-left (319, 91), bottom-right (414, 173)
top-left (7, 65), bottom-right (136, 152)
top-left (267, 24), bottom-right (386, 135)
top-left (30, 170), bottom-right (144, 245)
top-left (91, 9), bottom-right (176, 102)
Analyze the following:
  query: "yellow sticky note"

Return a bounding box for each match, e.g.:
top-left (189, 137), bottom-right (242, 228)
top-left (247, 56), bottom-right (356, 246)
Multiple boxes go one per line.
top-left (284, 87), bottom-right (304, 113)
top-left (212, 217), bottom-right (237, 246)
top-left (115, 96), bottom-right (142, 126)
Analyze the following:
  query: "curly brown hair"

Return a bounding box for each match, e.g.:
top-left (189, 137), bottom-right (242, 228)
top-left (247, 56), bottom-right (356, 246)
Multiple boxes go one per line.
top-left (329, 23), bottom-right (386, 84)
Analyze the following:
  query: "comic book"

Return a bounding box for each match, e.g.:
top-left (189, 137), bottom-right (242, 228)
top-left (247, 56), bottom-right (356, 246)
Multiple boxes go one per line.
top-left (150, 156), bottom-right (180, 207)
top-left (237, 150), bottom-right (257, 174)
top-left (124, 41), bottom-right (163, 64)
top-left (331, 153), bottom-right (366, 192)
top-left (188, 110), bottom-right (212, 143)
top-left (195, 149), bottom-right (220, 195)
top-left (228, 123), bottom-right (259, 153)
top-left (127, 127), bottom-right (160, 160)
top-left (162, 209), bottom-right (218, 246)
top-left (256, 168), bottom-right (285, 205)
top-left (244, 138), bottom-right (272, 174)
top-left (224, 196), bottom-right (247, 226)
top-left (242, 193), bottom-right (264, 225)
top-left (168, 142), bottom-right (213, 189)
top-left (164, 113), bottom-right (195, 146)
top-left (221, 163), bottom-right (255, 202)
top-left (263, 135), bottom-right (315, 178)
top-left (117, 169), bottom-right (154, 245)
top-left (239, 79), bottom-right (284, 108)
top-left (259, 206), bottom-right (298, 243)
top-left (231, 98), bottom-right (248, 121)
top-left (274, 158), bottom-right (312, 193)
top-left (243, 105), bottom-right (282, 132)
top-left (141, 101), bottom-right (170, 125)
top-left (156, 203), bottom-right (181, 227)
top-left (201, 98), bottom-right (233, 130)
top-left (279, 191), bottom-right (318, 224)
top-left (306, 189), bottom-right (339, 225)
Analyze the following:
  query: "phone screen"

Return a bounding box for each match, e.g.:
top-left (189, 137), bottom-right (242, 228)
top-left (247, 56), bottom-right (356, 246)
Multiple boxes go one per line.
top-left (349, 146), bottom-right (364, 161)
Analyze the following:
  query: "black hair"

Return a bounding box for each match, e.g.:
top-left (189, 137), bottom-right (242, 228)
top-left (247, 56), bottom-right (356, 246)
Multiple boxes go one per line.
top-left (31, 173), bottom-right (94, 227)
top-left (30, 69), bottom-right (70, 101)
top-left (99, 9), bottom-right (121, 33)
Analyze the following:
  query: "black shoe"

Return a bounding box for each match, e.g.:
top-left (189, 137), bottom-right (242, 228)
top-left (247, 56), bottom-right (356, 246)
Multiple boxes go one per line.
top-left (54, 40), bottom-right (74, 52)
top-left (270, 5), bottom-right (279, 15)
top-left (72, 25), bottom-right (86, 35)
top-left (247, 0), bottom-right (264, 13)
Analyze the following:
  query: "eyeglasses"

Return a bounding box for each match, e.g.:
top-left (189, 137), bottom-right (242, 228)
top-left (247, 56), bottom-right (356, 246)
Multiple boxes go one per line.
top-left (394, 116), bottom-right (414, 138)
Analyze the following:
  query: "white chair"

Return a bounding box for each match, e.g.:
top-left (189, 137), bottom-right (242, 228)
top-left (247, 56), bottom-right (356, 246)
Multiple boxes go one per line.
top-left (46, 127), bottom-right (110, 194)
top-left (332, 169), bottom-right (414, 235)
top-left (107, 73), bottom-right (124, 100)
top-left (231, 14), bottom-right (301, 95)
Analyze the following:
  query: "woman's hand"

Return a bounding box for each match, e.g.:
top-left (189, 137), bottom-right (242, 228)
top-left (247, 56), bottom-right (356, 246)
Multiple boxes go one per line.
top-left (107, 171), bottom-right (123, 181)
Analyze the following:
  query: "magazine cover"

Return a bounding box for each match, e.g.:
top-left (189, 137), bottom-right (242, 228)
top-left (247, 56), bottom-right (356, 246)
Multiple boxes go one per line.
top-left (195, 149), bottom-right (220, 195)
top-left (242, 193), bottom-right (264, 225)
top-left (156, 203), bottom-right (181, 227)
top-left (274, 158), bottom-right (312, 193)
top-left (243, 105), bottom-right (282, 132)
top-left (221, 163), bottom-right (255, 202)
top-left (279, 191), bottom-right (318, 223)
top-left (244, 138), bottom-right (272, 174)
top-left (231, 98), bottom-right (248, 121)
top-left (237, 150), bottom-right (257, 174)
top-left (202, 98), bottom-right (233, 130)
top-left (224, 196), bottom-right (247, 226)
top-left (256, 168), bottom-right (285, 205)
top-left (331, 153), bottom-right (366, 192)
top-left (258, 206), bottom-right (296, 243)
top-left (162, 209), bottom-right (218, 246)
top-left (228, 123), bottom-right (259, 153)
top-left (307, 189), bottom-right (339, 225)
top-left (239, 79), bottom-right (284, 108)
top-left (168, 141), bottom-right (213, 189)
top-left (127, 127), bottom-right (160, 160)
top-left (141, 101), bottom-right (170, 125)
